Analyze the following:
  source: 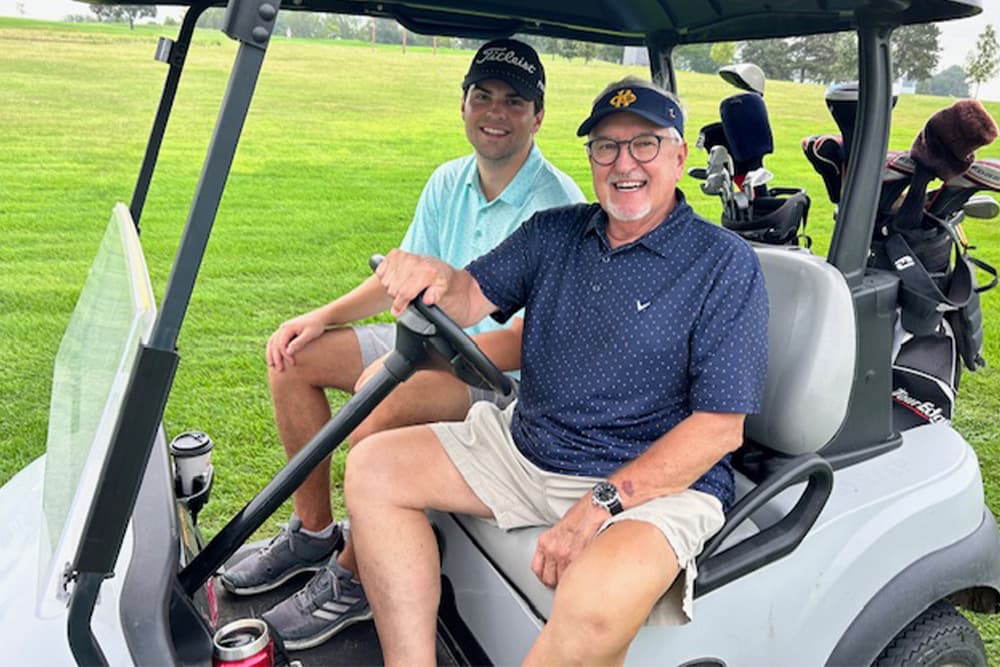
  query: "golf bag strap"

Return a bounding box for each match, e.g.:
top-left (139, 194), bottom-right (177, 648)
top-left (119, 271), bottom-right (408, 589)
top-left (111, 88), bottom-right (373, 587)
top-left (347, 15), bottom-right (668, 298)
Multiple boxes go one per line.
top-left (968, 255), bottom-right (998, 293)
top-left (885, 233), bottom-right (973, 327)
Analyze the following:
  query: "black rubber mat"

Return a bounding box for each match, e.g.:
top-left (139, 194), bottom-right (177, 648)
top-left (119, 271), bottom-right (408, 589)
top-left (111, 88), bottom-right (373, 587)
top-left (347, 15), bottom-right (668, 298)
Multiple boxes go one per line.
top-left (214, 572), bottom-right (459, 666)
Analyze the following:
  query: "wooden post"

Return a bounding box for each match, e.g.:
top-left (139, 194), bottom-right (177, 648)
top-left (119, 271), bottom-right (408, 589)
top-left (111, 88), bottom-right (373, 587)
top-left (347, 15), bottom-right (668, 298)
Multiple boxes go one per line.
top-left (402, 28), bottom-right (407, 54)
top-left (433, 36), bottom-right (438, 55)
top-left (370, 18), bottom-right (375, 52)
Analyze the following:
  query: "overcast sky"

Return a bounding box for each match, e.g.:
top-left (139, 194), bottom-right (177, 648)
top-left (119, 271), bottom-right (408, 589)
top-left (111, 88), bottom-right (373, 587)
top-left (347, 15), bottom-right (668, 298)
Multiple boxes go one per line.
top-left (1, 0), bottom-right (998, 99)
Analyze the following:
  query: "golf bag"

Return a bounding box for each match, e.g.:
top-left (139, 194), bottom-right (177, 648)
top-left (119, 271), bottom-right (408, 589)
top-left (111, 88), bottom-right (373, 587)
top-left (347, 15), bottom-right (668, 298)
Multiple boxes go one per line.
top-left (721, 187), bottom-right (811, 246)
top-left (695, 91), bottom-right (810, 246)
top-left (870, 213), bottom-right (997, 429)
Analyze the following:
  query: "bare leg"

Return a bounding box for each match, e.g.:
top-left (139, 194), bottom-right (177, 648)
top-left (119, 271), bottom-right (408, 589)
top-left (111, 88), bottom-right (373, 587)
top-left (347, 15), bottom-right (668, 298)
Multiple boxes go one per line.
top-left (337, 370), bottom-right (475, 571)
top-left (345, 426), bottom-right (493, 667)
top-left (525, 521), bottom-right (680, 667)
top-left (268, 328), bottom-right (364, 531)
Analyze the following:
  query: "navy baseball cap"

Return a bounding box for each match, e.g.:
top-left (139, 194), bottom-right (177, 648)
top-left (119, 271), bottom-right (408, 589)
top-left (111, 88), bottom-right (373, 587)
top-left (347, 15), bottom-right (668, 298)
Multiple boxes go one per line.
top-left (463, 39), bottom-right (546, 106)
top-left (577, 85), bottom-right (684, 138)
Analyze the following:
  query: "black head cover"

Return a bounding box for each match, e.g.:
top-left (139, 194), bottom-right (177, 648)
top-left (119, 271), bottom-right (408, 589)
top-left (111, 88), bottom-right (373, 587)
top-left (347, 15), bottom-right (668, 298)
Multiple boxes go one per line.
top-left (720, 93), bottom-right (773, 176)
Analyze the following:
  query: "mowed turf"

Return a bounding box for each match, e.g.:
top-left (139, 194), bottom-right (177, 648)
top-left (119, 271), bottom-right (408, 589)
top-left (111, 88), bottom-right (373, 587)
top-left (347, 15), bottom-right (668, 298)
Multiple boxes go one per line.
top-left (3, 15), bottom-right (1000, 655)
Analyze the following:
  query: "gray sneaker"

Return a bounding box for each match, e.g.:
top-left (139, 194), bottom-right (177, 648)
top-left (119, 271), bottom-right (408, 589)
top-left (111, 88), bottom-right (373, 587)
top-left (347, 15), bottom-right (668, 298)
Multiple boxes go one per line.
top-left (262, 558), bottom-right (372, 650)
top-left (220, 517), bottom-right (343, 596)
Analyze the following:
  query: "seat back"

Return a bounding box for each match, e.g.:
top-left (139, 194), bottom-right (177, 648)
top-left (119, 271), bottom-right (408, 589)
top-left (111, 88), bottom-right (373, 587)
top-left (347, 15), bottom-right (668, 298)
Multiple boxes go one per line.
top-left (746, 247), bottom-right (856, 455)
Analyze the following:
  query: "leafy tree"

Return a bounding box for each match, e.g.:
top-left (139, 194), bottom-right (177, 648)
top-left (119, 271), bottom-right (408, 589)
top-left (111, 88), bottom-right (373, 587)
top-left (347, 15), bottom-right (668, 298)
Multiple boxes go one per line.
top-left (674, 43), bottom-right (717, 74)
top-left (738, 39), bottom-right (796, 81)
top-left (373, 17), bottom-right (403, 45)
top-left (710, 42), bottom-right (737, 68)
top-left (892, 23), bottom-right (941, 82)
top-left (829, 32), bottom-right (859, 82)
top-left (966, 24), bottom-right (1000, 98)
top-left (916, 65), bottom-right (970, 98)
top-left (196, 7), bottom-right (226, 30)
top-left (88, 4), bottom-right (156, 30)
top-left (275, 12), bottom-right (327, 39)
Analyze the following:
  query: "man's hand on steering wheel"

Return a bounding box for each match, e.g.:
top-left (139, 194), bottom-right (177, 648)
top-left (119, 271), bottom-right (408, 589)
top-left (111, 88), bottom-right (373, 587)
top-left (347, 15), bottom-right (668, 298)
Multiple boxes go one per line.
top-left (370, 253), bottom-right (512, 396)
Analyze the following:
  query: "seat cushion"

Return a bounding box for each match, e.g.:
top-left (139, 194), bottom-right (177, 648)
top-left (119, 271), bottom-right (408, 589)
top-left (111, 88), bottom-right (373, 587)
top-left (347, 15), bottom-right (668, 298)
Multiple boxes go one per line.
top-left (747, 247), bottom-right (855, 455)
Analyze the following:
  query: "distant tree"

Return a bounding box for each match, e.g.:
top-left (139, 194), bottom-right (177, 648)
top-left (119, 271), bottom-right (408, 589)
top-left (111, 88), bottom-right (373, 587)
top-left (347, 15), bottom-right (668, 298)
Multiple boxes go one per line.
top-left (738, 39), bottom-right (796, 80)
top-left (373, 17), bottom-right (402, 44)
top-left (597, 44), bottom-right (624, 65)
top-left (790, 33), bottom-right (845, 83)
top-left (275, 12), bottom-right (327, 39)
top-left (892, 23), bottom-right (941, 82)
top-left (197, 8), bottom-right (226, 30)
top-left (674, 43), bottom-right (717, 74)
top-left (88, 4), bottom-right (156, 30)
top-left (916, 65), bottom-right (970, 97)
top-left (829, 31), bottom-right (858, 82)
top-left (15, 2), bottom-right (25, 16)
top-left (710, 42), bottom-right (737, 68)
top-left (966, 24), bottom-right (1000, 98)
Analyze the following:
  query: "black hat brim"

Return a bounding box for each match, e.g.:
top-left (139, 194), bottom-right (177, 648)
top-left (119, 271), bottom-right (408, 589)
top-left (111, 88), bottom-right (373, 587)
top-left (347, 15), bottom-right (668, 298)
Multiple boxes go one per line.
top-left (463, 69), bottom-right (542, 104)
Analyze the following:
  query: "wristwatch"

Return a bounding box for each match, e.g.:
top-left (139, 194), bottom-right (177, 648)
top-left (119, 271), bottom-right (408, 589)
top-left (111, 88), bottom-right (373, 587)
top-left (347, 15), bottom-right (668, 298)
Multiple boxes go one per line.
top-left (591, 481), bottom-right (623, 516)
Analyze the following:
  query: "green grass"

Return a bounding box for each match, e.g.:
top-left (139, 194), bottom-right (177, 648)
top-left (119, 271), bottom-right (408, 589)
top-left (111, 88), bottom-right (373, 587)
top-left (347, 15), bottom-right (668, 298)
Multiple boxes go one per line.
top-left (3, 15), bottom-right (1000, 656)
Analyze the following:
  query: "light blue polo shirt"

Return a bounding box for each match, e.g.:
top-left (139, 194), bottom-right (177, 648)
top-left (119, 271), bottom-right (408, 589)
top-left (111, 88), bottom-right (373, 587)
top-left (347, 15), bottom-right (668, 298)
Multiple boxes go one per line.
top-left (401, 143), bottom-right (585, 336)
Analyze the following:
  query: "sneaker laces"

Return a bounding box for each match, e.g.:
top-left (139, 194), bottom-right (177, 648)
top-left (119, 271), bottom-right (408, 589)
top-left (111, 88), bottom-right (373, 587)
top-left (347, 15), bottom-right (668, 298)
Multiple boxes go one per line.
top-left (295, 564), bottom-right (339, 611)
top-left (256, 521), bottom-right (293, 559)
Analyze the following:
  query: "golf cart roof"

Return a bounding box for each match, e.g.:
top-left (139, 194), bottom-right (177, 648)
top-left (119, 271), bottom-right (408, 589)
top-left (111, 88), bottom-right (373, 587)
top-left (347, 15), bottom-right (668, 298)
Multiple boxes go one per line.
top-left (85, 0), bottom-right (981, 45)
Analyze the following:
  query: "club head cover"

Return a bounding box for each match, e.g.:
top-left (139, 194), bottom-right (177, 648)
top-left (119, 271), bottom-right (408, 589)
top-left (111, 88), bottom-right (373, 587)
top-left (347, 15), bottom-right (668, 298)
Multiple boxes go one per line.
top-left (896, 101), bottom-right (998, 231)
top-left (696, 121), bottom-right (729, 153)
top-left (911, 99), bottom-right (998, 181)
top-left (721, 93), bottom-right (773, 177)
top-left (802, 134), bottom-right (845, 203)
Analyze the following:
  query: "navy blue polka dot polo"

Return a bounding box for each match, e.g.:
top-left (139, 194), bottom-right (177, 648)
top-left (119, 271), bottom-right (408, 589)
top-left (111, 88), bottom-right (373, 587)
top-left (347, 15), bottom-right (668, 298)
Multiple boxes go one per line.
top-left (466, 193), bottom-right (769, 509)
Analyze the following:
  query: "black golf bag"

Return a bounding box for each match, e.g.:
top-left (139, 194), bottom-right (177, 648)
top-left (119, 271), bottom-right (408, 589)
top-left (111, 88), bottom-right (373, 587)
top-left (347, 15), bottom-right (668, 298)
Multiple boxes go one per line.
top-left (696, 91), bottom-right (811, 246)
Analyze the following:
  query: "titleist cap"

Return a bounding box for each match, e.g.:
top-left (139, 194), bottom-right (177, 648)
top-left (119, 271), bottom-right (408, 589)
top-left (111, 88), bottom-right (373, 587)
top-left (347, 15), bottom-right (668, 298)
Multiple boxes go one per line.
top-left (463, 39), bottom-right (545, 105)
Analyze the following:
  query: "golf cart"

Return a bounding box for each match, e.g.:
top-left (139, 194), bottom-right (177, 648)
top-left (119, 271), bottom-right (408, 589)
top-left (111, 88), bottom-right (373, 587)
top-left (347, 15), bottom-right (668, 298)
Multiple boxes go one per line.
top-left (1, 0), bottom-right (998, 664)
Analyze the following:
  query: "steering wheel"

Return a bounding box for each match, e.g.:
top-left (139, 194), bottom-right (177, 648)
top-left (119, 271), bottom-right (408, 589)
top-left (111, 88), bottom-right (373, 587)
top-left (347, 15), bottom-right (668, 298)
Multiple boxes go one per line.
top-left (370, 255), bottom-right (513, 396)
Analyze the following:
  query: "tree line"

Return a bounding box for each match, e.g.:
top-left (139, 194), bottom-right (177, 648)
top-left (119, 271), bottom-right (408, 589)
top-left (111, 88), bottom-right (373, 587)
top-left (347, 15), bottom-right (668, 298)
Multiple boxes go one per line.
top-left (82, 6), bottom-right (998, 99)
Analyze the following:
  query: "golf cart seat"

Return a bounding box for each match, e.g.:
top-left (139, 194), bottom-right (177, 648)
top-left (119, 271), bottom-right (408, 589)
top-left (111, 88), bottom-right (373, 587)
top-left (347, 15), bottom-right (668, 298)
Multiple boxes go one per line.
top-left (453, 246), bottom-right (852, 616)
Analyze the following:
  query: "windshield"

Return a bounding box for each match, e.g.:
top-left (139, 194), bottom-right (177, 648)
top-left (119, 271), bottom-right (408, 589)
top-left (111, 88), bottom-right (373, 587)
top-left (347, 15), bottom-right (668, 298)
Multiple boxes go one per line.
top-left (38, 203), bottom-right (155, 609)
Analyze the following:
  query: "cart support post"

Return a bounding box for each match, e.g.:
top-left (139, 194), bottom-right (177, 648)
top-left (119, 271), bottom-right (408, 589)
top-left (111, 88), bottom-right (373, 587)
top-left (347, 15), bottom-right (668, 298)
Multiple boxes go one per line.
top-left (828, 21), bottom-right (894, 287)
top-left (129, 3), bottom-right (211, 229)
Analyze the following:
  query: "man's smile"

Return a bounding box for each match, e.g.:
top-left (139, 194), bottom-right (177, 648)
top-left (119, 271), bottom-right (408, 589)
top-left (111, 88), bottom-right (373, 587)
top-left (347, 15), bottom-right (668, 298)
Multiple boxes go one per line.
top-left (480, 125), bottom-right (510, 137)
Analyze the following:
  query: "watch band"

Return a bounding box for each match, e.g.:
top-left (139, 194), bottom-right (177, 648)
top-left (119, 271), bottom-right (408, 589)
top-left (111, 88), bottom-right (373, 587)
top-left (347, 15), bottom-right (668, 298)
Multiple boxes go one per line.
top-left (591, 481), bottom-right (624, 516)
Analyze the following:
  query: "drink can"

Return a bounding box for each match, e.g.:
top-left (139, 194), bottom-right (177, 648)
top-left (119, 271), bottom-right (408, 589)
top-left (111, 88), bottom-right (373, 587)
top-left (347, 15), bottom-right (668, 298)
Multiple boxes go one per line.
top-left (212, 618), bottom-right (274, 667)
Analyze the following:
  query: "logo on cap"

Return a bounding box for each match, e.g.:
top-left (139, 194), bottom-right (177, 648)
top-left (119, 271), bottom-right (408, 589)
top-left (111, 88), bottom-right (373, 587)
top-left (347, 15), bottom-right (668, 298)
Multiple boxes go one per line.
top-left (475, 47), bottom-right (537, 75)
top-left (609, 89), bottom-right (637, 108)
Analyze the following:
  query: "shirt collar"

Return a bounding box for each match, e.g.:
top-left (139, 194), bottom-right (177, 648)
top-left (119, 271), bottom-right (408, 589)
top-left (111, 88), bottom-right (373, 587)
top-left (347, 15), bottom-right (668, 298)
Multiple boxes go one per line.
top-left (585, 190), bottom-right (694, 257)
top-left (464, 143), bottom-right (544, 207)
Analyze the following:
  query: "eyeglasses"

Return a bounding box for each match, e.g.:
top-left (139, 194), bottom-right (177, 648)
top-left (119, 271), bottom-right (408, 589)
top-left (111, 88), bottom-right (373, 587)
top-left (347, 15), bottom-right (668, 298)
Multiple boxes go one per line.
top-left (584, 133), bottom-right (679, 166)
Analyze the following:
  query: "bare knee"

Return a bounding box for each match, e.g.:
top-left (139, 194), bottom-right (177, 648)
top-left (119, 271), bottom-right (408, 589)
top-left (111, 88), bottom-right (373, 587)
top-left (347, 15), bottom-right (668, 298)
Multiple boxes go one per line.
top-left (344, 434), bottom-right (389, 511)
top-left (550, 568), bottom-right (621, 647)
top-left (268, 328), bottom-right (364, 396)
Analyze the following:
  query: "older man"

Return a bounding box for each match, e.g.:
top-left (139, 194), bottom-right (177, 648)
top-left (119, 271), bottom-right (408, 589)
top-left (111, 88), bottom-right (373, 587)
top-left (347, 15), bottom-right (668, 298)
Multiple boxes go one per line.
top-left (221, 39), bottom-right (584, 649)
top-left (347, 76), bottom-right (768, 665)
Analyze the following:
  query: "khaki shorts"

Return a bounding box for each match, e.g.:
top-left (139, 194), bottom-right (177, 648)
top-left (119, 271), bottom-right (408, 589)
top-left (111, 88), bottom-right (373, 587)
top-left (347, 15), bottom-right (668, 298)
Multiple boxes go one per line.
top-left (354, 323), bottom-right (517, 407)
top-left (431, 401), bottom-right (725, 626)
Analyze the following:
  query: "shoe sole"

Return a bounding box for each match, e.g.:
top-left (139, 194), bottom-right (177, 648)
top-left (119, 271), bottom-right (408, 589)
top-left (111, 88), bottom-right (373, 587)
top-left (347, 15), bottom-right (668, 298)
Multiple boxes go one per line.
top-left (219, 562), bottom-right (327, 596)
top-left (282, 609), bottom-right (375, 651)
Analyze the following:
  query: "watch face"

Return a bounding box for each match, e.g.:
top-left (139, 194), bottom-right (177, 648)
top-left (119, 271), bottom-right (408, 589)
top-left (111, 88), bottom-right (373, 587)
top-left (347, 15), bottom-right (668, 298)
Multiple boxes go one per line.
top-left (593, 481), bottom-right (617, 504)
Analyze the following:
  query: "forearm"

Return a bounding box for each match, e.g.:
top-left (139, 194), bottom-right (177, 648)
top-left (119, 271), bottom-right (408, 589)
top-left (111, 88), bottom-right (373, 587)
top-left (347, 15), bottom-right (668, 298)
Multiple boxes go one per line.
top-left (608, 411), bottom-right (745, 510)
top-left (471, 317), bottom-right (523, 371)
top-left (313, 274), bottom-right (392, 327)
